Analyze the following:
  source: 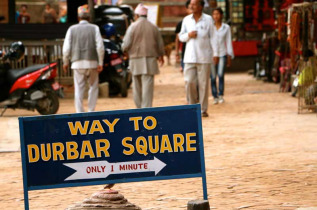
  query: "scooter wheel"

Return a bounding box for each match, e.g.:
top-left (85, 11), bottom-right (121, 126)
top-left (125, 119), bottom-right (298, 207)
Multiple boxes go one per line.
top-left (36, 90), bottom-right (59, 115)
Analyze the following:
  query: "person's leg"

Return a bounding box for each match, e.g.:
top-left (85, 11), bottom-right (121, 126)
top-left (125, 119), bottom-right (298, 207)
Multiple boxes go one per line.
top-left (197, 64), bottom-right (211, 114)
top-left (181, 59), bottom-right (184, 72)
top-left (87, 69), bottom-right (99, 112)
top-left (73, 69), bottom-right (86, 113)
top-left (218, 56), bottom-right (227, 97)
top-left (141, 74), bottom-right (154, 108)
top-left (184, 64), bottom-right (198, 105)
top-left (210, 64), bottom-right (218, 103)
top-left (132, 75), bottom-right (142, 108)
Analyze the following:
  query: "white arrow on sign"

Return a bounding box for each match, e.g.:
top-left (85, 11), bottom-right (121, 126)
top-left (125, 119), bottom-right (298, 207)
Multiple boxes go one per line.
top-left (63, 157), bottom-right (166, 181)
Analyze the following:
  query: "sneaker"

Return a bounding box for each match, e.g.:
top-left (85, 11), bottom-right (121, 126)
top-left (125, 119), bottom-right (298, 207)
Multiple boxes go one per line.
top-left (219, 96), bottom-right (224, 104)
top-left (213, 98), bottom-right (218, 105)
top-left (202, 112), bottom-right (209, 117)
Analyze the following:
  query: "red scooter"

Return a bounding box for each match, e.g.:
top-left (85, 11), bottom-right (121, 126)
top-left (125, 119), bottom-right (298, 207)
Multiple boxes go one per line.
top-left (0, 42), bottom-right (62, 116)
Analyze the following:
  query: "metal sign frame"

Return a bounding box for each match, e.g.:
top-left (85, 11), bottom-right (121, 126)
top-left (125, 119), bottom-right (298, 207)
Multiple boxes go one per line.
top-left (19, 104), bottom-right (208, 210)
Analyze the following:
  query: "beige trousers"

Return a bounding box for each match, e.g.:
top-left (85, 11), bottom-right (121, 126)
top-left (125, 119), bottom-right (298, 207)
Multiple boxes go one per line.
top-left (73, 69), bottom-right (99, 113)
top-left (132, 74), bottom-right (154, 108)
top-left (184, 63), bottom-right (211, 113)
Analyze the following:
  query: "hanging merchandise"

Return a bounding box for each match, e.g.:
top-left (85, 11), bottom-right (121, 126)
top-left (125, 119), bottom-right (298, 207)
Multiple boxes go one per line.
top-left (291, 2), bottom-right (317, 113)
top-left (302, 11), bottom-right (309, 61)
top-left (314, 9), bottom-right (317, 45)
top-left (289, 10), bottom-right (301, 70)
top-left (298, 58), bottom-right (317, 108)
top-left (280, 0), bottom-right (304, 10)
top-left (298, 65), bottom-right (315, 86)
top-left (277, 13), bottom-right (287, 41)
top-left (244, 0), bottom-right (275, 31)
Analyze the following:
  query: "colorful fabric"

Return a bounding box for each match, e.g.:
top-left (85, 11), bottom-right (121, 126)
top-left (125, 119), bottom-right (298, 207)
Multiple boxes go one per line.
top-left (78, 4), bottom-right (89, 17)
top-left (299, 66), bottom-right (315, 86)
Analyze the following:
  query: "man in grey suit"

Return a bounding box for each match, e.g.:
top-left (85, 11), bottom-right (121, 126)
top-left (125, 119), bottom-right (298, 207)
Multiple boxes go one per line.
top-left (122, 3), bottom-right (164, 108)
top-left (63, 4), bottom-right (104, 113)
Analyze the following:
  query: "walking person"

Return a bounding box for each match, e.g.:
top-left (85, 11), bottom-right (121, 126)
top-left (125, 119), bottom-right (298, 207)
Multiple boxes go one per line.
top-left (122, 3), bottom-right (164, 108)
top-left (211, 7), bottom-right (234, 104)
top-left (175, 0), bottom-right (191, 72)
top-left (63, 5), bottom-right (104, 113)
top-left (179, 0), bottom-right (219, 117)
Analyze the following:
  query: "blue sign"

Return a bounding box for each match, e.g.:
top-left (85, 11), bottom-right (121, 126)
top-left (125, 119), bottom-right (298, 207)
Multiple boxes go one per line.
top-left (19, 105), bottom-right (207, 210)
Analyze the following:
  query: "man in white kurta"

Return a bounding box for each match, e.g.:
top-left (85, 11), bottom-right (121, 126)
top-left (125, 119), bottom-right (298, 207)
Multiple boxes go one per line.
top-left (179, 0), bottom-right (219, 117)
top-left (122, 4), bottom-right (164, 108)
top-left (63, 5), bottom-right (104, 113)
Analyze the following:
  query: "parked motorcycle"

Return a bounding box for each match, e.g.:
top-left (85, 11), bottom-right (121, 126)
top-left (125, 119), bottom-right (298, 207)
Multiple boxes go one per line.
top-left (99, 23), bottom-right (132, 97)
top-left (0, 42), bottom-right (62, 116)
top-left (94, 4), bottom-right (134, 37)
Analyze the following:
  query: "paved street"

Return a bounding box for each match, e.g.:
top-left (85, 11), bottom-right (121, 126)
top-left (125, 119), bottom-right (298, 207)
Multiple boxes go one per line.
top-left (0, 64), bottom-right (316, 209)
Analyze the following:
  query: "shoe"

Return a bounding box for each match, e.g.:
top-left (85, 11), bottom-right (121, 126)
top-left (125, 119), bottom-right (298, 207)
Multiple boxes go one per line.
top-left (202, 112), bottom-right (209, 117)
top-left (213, 98), bottom-right (218, 105)
top-left (219, 96), bottom-right (224, 104)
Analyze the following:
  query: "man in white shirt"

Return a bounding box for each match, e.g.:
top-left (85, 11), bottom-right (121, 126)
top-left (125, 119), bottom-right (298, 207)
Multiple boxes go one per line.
top-left (179, 0), bottom-right (219, 117)
top-left (63, 5), bottom-right (104, 113)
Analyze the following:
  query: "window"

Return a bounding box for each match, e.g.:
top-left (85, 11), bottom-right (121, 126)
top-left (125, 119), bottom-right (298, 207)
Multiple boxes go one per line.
top-left (15, 0), bottom-right (67, 24)
top-left (217, 0), bottom-right (227, 20)
top-left (231, 0), bottom-right (244, 23)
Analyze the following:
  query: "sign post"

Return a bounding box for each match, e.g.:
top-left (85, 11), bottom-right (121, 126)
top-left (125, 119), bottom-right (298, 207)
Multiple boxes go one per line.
top-left (19, 104), bottom-right (208, 210)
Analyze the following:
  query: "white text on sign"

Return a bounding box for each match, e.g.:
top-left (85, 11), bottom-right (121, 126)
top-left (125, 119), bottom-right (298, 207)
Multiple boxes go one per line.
top-left (63, 157), bottom-right (166, 180)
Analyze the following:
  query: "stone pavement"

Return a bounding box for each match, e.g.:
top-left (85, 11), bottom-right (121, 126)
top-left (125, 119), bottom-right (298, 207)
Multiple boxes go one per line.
top-left (0, 65), bottom-right (316, 209)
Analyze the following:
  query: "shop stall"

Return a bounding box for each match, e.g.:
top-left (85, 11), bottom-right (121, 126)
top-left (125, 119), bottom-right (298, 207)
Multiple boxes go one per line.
top-left (274, 1), bottom-right (317, 113)
top-left (288, 2), bottom-right (317, 113)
